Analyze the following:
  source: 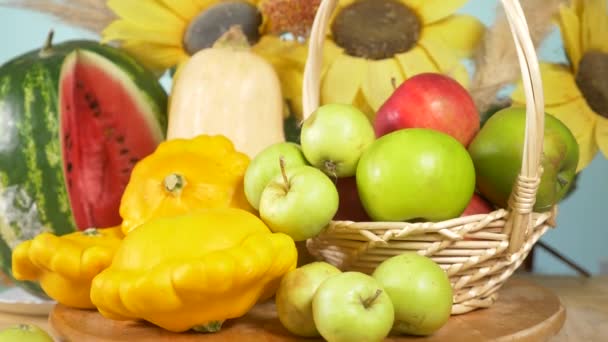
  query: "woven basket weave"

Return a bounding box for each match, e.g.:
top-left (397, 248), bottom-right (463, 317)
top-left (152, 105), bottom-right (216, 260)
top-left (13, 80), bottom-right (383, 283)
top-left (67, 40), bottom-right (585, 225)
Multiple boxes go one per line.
top-left (302, 0), bottom-right (554, 315)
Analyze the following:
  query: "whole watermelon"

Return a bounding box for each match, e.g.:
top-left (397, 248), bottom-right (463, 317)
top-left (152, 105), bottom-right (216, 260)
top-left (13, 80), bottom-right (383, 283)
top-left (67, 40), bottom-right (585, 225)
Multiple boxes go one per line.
top-left (0, 32), bottom-right (168, 297)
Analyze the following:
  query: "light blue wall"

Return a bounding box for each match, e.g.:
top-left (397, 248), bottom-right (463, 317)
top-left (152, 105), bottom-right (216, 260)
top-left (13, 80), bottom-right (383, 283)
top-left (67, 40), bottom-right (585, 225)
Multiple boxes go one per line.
top-left (1, 1), bottom-right (606, 275)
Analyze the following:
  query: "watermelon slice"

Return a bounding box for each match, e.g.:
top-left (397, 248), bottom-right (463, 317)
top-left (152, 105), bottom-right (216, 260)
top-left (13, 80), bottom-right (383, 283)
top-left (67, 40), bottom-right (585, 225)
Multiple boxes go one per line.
top-left (59, 50), bottom-right (167, 230)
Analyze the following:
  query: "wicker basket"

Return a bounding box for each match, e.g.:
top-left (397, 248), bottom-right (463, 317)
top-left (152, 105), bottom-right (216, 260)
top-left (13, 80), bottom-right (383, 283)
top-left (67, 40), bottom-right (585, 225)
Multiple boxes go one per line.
top-left (302, 0), bottom-right (554, 315)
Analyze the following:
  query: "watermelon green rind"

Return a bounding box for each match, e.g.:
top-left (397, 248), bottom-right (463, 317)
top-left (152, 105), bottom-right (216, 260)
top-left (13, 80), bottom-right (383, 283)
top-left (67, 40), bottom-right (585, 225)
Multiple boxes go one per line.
top-left (0, 37), bottom-right (168, 297)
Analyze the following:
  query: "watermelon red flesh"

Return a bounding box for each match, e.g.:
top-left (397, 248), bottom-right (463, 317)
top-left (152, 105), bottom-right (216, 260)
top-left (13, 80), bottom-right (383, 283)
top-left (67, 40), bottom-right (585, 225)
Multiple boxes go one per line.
top-left (60, 50), bottom-right (165, 229)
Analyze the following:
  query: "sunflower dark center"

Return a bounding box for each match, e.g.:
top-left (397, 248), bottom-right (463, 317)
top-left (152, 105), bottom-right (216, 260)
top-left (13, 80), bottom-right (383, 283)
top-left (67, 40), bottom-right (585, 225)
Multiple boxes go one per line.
top-left (331, 0), bottom-right (421, 60)
top-left (575, 50), bottom-right (608, 118)
top-left (183, 1), bottom-right (262, 55)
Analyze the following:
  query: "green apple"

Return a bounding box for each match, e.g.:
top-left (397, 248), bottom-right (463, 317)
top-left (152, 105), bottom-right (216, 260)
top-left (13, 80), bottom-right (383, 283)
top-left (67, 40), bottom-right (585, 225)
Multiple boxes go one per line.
top-left (244, 142), bottom-right (310, 210)
top-left (0, 324), bottom-right (54, 342)
top-left (300, 103), bottom-right (376, 177)
top-left (372, 253), bottom-right (453, 336)
top-left (313, 271), bottom-right (394, 342)
top-left (258, 163), bottom-right (339, 241)
top-left (356, 128), bottom-right (476, 222)
top-left (468, 106), bottom-right (579, 211)
top-left (275, 262), bottom-right (342, 337)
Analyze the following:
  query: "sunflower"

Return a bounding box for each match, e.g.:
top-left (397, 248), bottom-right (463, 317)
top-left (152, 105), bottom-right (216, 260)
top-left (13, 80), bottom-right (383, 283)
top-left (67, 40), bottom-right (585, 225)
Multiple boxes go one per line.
top-left (311, 0), bottom-right (485, 120)
top-left (510, 0), bottom-right (608, 173)
top-left (101, 0), bottom-right (266, 73)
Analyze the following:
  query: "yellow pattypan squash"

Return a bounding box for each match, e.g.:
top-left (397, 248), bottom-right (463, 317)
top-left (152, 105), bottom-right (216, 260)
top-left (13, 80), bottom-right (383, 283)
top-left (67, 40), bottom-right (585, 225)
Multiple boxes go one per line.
top-left (90, 208), bottom-right (297, 333)
top-left (119, 134), bottom-right (253, 235)
top-left (12, 226), bottom-right (123, 309)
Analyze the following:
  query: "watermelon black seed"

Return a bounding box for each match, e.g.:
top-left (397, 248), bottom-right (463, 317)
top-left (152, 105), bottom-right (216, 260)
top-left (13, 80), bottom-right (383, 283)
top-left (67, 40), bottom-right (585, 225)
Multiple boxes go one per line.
top-left (104, 128), bottom-right (114, 138)
top-left (122, 168), bottom-right (131, 174)
top-left (76, 81), bottom-right (84, 89)
top-left (129, 158), bottom-right (138, 164)
top-left (120, 148), bottom-right (129, 155)
top-left (66, 162), bottom-right (72, 172)
top-left (64, 135), bottom-right (72, 150)
top-left (116, 135), bottom-right (125, 143)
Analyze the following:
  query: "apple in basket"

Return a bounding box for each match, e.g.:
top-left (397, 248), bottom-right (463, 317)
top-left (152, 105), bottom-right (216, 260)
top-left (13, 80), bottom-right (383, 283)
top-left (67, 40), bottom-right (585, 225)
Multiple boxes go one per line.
top-left (356, 128), bottom-right (476, 222)
top-left (300, 103), bottom-right (376, 178)
top-left (460, 193), bottom-right (494, 217)
top-left (313, 272), bottom-right (395, 342)
top-left (374, 73), bottom-right (480, 146)
top-left (258, 160), bottom-right (339, 241)
top-left (244, 141), bottom-right (309, 210)
top-left (333, 176), bottom-right (372, 221)
top-left (468, 106), bottom-right (579, 212)
top-left (372, 253), bottom-right (453, 336)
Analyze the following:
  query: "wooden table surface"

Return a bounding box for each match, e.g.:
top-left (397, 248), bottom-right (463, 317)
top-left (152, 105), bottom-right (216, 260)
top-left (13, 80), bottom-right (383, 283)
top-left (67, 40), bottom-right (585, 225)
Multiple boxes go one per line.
top-left (0, 274), bottom-right (605, 341)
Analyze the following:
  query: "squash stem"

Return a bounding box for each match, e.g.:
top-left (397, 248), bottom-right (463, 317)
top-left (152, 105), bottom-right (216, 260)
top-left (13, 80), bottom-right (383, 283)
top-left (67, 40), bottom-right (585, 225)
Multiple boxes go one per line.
top-left (164, 173), bottom-right (187, 196)
top-left (82, 228), bottom-right (100, 237)
top-left (212, 25), bottom-right (251, 50)
top-left (193, 320), bottom-right (224, 333)
top-left (279, 156), bottom-right (290, 192)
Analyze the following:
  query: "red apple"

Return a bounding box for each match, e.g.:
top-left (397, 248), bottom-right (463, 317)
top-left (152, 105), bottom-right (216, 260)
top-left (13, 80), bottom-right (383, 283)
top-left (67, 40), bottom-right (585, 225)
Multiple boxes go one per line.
top-left (333, 176), bottom-right (371, 221)
top-left (460, 193), bottom-right (494, 217)
top-left (374, 73), bottom-right (480, 146)
top-left (461, 193), bottom-right (494, 241)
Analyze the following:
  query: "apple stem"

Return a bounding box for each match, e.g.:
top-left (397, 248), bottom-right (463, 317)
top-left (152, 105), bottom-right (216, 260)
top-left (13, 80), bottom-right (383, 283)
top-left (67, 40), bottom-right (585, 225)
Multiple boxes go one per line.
top-left (362, 289), bottom-right (383, 308)
top-left (279, 156), bottom-right (290, 191)
top-left (391, 77), bottom-right (397, 90)
top-left (324, 160), bottom-right (338, 180)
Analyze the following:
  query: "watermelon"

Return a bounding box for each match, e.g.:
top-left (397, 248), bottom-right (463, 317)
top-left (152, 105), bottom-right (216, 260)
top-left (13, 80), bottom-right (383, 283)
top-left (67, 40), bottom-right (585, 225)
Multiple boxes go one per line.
top-left (0, 32), bottom-right (168, 296)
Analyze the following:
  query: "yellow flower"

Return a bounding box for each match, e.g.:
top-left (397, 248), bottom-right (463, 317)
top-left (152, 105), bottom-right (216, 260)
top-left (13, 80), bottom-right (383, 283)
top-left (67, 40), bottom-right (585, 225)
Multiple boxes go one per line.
top-left (511, 0), bottom-right (608, 173)
top-left (102, 0), bottom-right (264, 73)
top-left (316, 0), bottom-right (485, 120)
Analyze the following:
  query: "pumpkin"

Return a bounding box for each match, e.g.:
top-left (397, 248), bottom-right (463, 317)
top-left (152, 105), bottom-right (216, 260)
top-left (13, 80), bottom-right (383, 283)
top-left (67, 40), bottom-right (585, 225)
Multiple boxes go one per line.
top-left (167, 26), bottom-right (285, 158)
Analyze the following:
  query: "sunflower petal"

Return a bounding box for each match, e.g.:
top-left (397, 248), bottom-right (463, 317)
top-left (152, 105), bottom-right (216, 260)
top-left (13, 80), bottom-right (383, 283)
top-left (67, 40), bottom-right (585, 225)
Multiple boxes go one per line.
top-left (396, 46), bottom-right (438, 77)
top-left (360, 58), bottom-right (405, 112)
top-left (192, 0), bottom-right (220, 12)
top-left (121, 41), bottom-right (189, 73)
top-left (107, 0), bottom-right (185, 30)
top-left (159, 0), bottom-right (201, 20)
top-left (321, 53), bottom-right (367, 106)
top-left (595, 115), bottom-right (608, 159)
top-left (511, 63), bottom-right (582, 106)
top-left (102, 20), bottom-right (184, 47)
top-left (407, 0), bottom-right (469, 24)
top-left (543, 99), bottom-right (598, 172)
top-left (253, 36), bottom-right (308, 66)
top-left (424, 15), bottom-right (485, 58)
top-left (558, 3), bottom-right (583, 69)
top-left (417, 37), bottom-right (470, 87)
top-left (583, 0), bottom-right (608, 52)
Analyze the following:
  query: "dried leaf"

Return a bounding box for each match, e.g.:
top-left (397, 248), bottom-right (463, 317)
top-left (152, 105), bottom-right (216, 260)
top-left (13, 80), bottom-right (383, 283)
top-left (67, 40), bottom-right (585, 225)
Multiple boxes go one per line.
top-left (470, 0), bottom-right (566, 117)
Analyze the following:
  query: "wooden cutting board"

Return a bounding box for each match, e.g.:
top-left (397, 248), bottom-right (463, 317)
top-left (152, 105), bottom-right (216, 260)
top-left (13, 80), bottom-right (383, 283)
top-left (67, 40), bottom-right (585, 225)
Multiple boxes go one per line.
top-left (49, 277), bottom-right (566, 342)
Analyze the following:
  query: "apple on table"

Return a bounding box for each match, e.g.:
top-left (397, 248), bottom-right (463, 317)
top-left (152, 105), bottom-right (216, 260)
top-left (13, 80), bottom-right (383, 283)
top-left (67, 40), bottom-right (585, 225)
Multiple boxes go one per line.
top-left (313, 272), bottom-right (394, 342)
top-left (275, 262), bottom-right (342, 337)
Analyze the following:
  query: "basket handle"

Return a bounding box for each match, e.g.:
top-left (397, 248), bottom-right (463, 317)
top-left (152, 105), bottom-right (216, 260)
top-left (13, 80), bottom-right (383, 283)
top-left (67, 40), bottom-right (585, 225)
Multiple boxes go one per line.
top-left (302, 0), bottom-right (546, 253)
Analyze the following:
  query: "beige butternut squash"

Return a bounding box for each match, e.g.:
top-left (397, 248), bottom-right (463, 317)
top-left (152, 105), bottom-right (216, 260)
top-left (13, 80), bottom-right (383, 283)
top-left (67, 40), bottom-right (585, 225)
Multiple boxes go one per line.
top-left (167, 26), bottom-right (285, 158)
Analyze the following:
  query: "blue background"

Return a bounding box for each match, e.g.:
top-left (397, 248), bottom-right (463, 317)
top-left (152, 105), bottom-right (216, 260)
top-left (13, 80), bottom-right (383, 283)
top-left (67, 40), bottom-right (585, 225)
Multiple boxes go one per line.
top-left (1, 0), bottom-right (606, 275)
